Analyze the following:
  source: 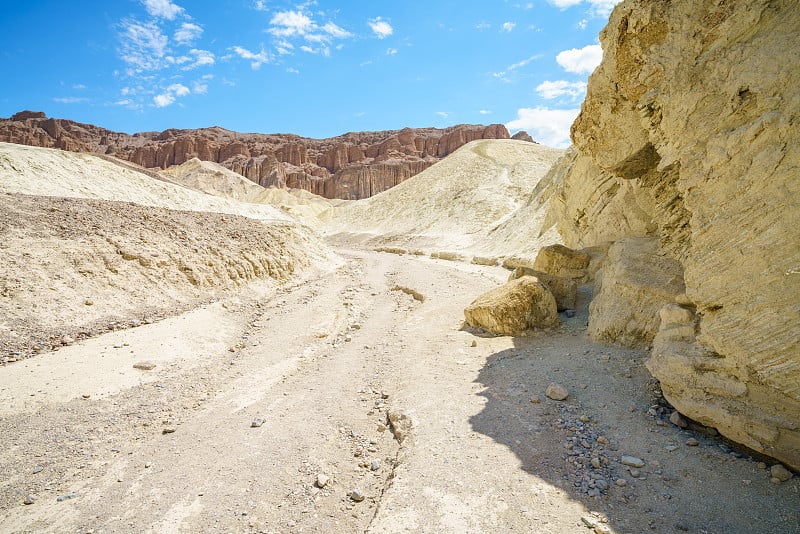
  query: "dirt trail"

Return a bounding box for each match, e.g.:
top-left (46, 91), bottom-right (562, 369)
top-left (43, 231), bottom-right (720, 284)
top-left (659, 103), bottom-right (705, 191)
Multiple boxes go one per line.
top-left (1, 251), bottom-right (798, 533)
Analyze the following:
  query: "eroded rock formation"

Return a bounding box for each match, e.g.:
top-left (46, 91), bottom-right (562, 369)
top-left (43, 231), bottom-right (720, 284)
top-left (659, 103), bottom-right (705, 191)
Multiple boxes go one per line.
top-left (548, 0), bottom-right (800, 469)
top-left (0, 115), bottom-right (511, 199)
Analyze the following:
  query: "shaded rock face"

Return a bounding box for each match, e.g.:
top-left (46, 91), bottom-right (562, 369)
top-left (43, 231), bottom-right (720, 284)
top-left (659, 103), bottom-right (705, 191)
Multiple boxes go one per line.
top-left (0, 116), bottom-right (510, 200)
top-left (548, 0), bottom-right (800, 468)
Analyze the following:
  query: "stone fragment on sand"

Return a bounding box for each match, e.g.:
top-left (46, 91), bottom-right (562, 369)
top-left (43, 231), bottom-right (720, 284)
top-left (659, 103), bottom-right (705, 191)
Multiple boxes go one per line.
top-left (620, 456), bottom-right (645, 468)
top-left (133, 361), bottom-right (156, 370)
top-left (162, 427), bottom-right (176, 434)
top-left (545, 383), bottom-right (569, 401)
top-left (686, 438), bottom-right (699, 447)
top-left (57, 492), bottom-right (78, 502)
top-left (464, 276), bottom-right (558, 336)
top-left (316, 474), bottom-right (330, 488)
top-left (669, 411), bottom-right (689, 428)
top-left (770, 464), bottom-right (793, 482)
top-left (251, 418), bottom-right (265, 428)
top-left (349, 488), bottom-right (365, 502)
top-left (23, 494), bottom-right (35, 505)
top-left (370, 459), bottom-right (380, 471)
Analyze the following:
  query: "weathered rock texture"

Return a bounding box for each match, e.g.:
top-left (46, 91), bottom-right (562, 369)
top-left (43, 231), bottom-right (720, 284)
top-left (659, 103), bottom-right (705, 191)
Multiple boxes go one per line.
top-left (464, 276), bottom-right (558, 336)
top-left (549, 0), bottom-right (800, 468)
top-left (0, 112), bottom-right (511, 199)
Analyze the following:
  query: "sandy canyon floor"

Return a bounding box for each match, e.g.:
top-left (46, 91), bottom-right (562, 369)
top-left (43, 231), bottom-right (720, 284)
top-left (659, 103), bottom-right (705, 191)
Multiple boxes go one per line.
top-left (1, 248), bottom-right (798, 534)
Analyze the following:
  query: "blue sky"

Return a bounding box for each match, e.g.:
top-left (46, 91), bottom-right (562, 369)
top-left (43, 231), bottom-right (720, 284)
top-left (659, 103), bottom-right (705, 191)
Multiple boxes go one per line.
top-left (0, 0), bottom-right (619, 147)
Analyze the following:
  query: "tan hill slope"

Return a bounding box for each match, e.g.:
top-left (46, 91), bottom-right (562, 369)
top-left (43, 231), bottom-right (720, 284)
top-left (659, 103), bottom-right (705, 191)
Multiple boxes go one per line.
top-left (322, 139), bottom-right (564, 261)
top-left (0, 112), bottom-right (514, 199)
top-left (0, 143), bottom-right (339, 357)
top-left (161, 157), bottom-right (339, 225)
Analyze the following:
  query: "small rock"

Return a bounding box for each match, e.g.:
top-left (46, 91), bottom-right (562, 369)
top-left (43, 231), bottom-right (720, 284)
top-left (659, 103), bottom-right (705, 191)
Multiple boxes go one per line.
top-left (471, 340), bottom-right (477, 347)
top-left (629, 469), bottom-right (641, 478)
top-left (144, 462), bottom-right (152, 468)
top-left (84, 299), bottom-right (94, 306)
top-left (756, 462), bottom-right (767, 470)
top-left (133, 361), bottom-right (156, 371)
top-left (591, 457), bottom-right (601, 469)
top-left (81, 394), bottom-right (91, 399)
top-left (596, 436), bottom-right (609, 445)
top-left (23, 494), bottom-right (35, 505)
top-left (33, 466), bottom-right (43, 474)
top-left (61, 335), bottom-right (75, 345)
top-left (251, 418), bottom-right (265, 428)
top-left (370, 459), bottom-right (380, 471)
top-left (770, 464), bottom-right (793, 482)
top-left (564, 309), bottom-right (575, 318)
top-left (686, 438), bottom-right (699, 447)
top-left (620, 456), bottom-right (645, 468)
top-left (771, 477), bottom-right (783, 485)
top-left (529, 396), bottom-right (541, 404)
top-left (615, 478), bottom-right (628, 487)
top-left (381, 391), bottom-right (390, 399)
top-left (666, 445), bottom-right (679, 452)
top-left (669, 411), bottom-right (689, 428)
top-left (579, 415), bottom-right (590, 423)
top-left (57, 492), bottom-right (78, 502)
top-left (545, 383), bottom-right (569, 401)
top-left (162, 427), bottom-right (176, 434)
top-left (376, 423), bottom-right (387, 432)
top-left (316, 474), bottom-right (330, 488)
top-left (349, 488), bottom-right (365, 502)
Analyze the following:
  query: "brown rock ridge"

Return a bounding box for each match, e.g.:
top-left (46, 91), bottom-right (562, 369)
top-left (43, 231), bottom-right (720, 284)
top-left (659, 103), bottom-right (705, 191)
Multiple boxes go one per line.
top-left (0, 112), bottom-right (512, 199)
top-left (547, 0), bottom-right (800, 469)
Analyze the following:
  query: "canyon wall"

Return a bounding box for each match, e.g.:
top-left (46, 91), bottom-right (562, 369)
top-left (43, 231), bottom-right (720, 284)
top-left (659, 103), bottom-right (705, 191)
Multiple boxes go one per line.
top-left (0, 113), bottom-right (511, 200)
top-left (549, 0), bottom-right (800, 468)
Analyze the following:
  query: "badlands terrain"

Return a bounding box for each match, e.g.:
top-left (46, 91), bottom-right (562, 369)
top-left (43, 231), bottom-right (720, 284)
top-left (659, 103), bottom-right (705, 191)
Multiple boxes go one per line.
top-left (1, 0), bottom-right (799, 533)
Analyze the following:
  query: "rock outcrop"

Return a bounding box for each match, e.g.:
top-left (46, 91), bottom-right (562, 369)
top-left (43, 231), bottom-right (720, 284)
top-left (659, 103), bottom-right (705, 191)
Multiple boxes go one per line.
top-left (464, 276), bottom-right (559, 336)
top-left (547, 0), bottom-right (800, 469)
top-left (0, 114), bottom-right (510, 199)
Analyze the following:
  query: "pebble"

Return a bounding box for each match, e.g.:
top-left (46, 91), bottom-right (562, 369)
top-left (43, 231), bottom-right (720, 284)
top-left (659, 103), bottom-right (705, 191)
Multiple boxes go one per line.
top-left (545, 383), bottom-right (569, 401)
top-left (84, 299), bottom-right (94, 306)
top-left (564, 309), bottom-right (576, 318)
top-left (57, 492), bottom-right (78, 502)
top-left (620, 456), bottom-right (645, 468)
top-left (529, 396), bottom-right (542, 404)
top-left (665, 445), bottom-right (679, 452)
top-left (33, 466), bottom-right (43, 474)
top-left (377, 423), bottom-right (387, 432)
top-left (81, 394), bottom-right (91, 399)
top-left (133, 361), bottom-right (157, 371)
top-left (591, 457), bottom-right (601, 469)
top-left (23, 494), bottom-right (35, 505)
top-left (615, 478), bottom-right (628, 487)
top-left (629, 469), bottom-right (641, 478)
top-left (770, 464), bottom-right (793, 482)
top-left (349, 488), bottom-right (365, 502)
top-left (162, 427), bottom-right (176, 434)
top-left (316, 474), bottom-right (330, 488)
top-left (471, 340), bottom-right (477, 347)
top-left (596, 436), bottom-right (609, 445)
top-left (251, 418), bottom-right (265, 428)
top-left (669, 411), bottom-right (689, 428)
top-left (686, 438), bottom-right (699, 447)
top-left (756, 462), bottom-right (767, 470)
top-left (370, 459), bottom-right (381, 471)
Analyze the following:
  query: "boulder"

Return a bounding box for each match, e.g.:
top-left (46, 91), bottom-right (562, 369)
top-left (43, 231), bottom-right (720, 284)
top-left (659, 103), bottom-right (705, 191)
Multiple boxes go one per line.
top-left (532, 244), bottom-right (590, 280)
top-left (464, 276), bottom-right (558, 336)
top-left (508, 267), bottom-right (577, 311)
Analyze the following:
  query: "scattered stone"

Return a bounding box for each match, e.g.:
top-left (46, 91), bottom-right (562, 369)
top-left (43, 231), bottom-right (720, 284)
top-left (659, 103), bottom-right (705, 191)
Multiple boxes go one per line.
top-left (144, 462), bottom-right (152, 468)
top-left (376, 423), bottom-right (387, 432)
top-left (251, 418), bottom-right (265, 428)
top-left (33, 466), bottom-right (43, 474)
top-left (591, 457), bottom-right (601, 469)
top-left (162, 427), bottom-right (176, 434)
top-left (81, 394), bottom-right (91, 399)
top-left (666, 445), bottom-right (679, 452)
top-left (565, 309), bottom-right (576, 318)
top-left (23, 494), bottom-right (35, 505)
top-left (669, 411), bottom-right (689, 428)
top-left (381, 391), bottom-right (390, 399)
top-left (133, 361), bottom-right (157, 371)
top-left (370, 459), bottom-right (381, 471)
top-left (545, 383), bottom-right (569, 401)
top-left (316, 474), bottom-right (330, 488)
top-left (471, 340), bottom-right (477, 348)
top-left (84, 299), bottom-right (94, 306)
top-left (61, 335), bottom-right (75, 345)
top-left (529, 395), bottom-right (542, 404)
top-left (596, 436), bottom-right (609, 445)
top-left (349, 489), bottom-right (365, 502)
top-left (756, 462), bottom-right (767, 470)
top-left (686, 438), bottom-right (700, 447)
top-left (615, 478), bottom-right (628, 487)
top-left (57, 492), bottom-right (78, 502)
top-left (770, 464), bottom-right (793, 482)
top-left (620, 456), bottom-right (645, 468)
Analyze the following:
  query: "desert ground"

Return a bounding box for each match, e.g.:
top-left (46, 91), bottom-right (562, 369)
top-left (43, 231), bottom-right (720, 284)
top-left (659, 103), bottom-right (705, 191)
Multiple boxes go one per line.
top-left (0, 141), bottom-right (798, 534)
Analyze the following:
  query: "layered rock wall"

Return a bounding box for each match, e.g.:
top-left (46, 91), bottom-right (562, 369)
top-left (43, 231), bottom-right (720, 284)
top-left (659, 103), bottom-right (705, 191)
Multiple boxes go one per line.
top-left (0, 114), bottom-right (512, 199)
top-left (549, 0), bottom-right (800, 468)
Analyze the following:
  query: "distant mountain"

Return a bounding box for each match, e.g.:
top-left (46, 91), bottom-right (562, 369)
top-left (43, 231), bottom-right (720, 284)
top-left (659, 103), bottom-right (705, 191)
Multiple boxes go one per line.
top-left (0, 111), bottom-right (524, 199)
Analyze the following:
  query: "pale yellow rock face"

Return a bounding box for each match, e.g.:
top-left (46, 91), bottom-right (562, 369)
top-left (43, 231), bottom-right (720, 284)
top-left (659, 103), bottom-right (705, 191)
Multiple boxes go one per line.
top-left (464, 276), bottom-right (558, 336)
top-left (507, 268), bottom-right (578, 312)
top-left (552, 0), bottom-right (800, 468)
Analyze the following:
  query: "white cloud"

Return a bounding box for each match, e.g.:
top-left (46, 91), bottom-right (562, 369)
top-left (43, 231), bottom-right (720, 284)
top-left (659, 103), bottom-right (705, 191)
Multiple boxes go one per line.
top-left (577, 18), bottom-right (588, 29)
top-left (142, 0), bottom-right (184, 20)
top-left (476, 22), bottom-right (491, 30)
top-left (174, 22), bottom-right (202, 45)
top-left (286, 67), bottom-right (300, 74)
top-left (322, 22), bottom-right (351, 39)
top-left (546, 0), bottom-right (621, 17)
top-left (53, 97), bottom-right (88, 104)
top-left (508, 54), bottom-right (541, 71)
top-left (115, 99), bottom-right (134, 106)
top-left (254, 0), bottom-right (268, 11)
top-left (184, 48), bottom-right (215, 69)
top-left (119, 20), bottom-right (169, 72)
top-left (556, 44), bottom-right (602, 74)
top-left (368, 17), bottom-right (393, 39)
top-left (267, 9), bottom-right (352, 55)
top-left (436, 111), bottom-right (450, 118)
top-left (506, 107), bottom-right (580, 148)
top-left (536, 79), bottom-right (587, 100)
top-left (192, 80), bottom-right (208, 94)
top-left (230, 45), bottom-right (271, 69)
top-left (269, 10), bottom-right (313, 37)
top-left (479, 110), bottom-right (492, 115)
top-left (72, 83), bottom-right (87, 90)
top-left (501, 22), bottom-right (516, 33)
top-left (153, 83), bottom-right (190, 107)
top-left (386, 47), bottom-right (397, 55)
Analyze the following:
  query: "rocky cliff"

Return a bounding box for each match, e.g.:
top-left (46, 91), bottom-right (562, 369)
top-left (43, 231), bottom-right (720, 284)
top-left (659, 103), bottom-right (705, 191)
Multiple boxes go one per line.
top-left (0, 112), bottom-right (512, 199)
top-left (549, 0), bottom-right (800, 469)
